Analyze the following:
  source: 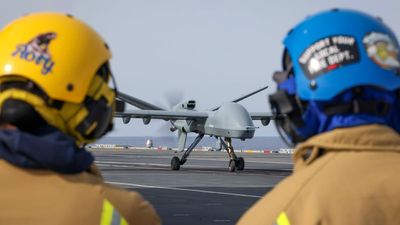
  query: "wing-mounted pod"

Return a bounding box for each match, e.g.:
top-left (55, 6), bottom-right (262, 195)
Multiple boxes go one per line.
top-left (261, 118), bottom-right (270, 126)
top-left (122, 116), bottom-right (131, 124)
top-left (143, 117), bottom-right (151, 125)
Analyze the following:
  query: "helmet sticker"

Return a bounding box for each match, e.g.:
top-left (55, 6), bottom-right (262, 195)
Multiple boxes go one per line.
top-left (11, 32), bottom-right (57, 75)
top-left (363, 32), bottom-right (400, 70)
top-left (298, 35), bottom-right (360, 79)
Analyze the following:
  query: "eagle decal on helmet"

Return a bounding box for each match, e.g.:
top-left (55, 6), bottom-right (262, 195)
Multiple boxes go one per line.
top-left (363, 32), bottom-right (400, 70)
top-left (11, 32), bottom-right (57, 75)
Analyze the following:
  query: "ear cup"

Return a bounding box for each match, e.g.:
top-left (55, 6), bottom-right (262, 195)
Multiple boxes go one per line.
top-left (0, 99), bottom-right (47, 131)
top-left (65, 63), bottom-right (116, 143)
top-left (269, 49), bottom-right (308, 146)
top-left (0, 63), bottom-right (116, 145)
top-left (75, 96), bottom-right (113, 140)
top-left (269, 89), bottom-right (307, 146)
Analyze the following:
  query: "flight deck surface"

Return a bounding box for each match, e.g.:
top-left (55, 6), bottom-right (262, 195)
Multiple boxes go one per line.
top-left (93, 149), bottom-right (293, 225)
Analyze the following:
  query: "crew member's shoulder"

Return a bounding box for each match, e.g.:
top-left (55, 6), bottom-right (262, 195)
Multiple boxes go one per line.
top-left (0, 159), bottom-right (102, 184)
top-left (0, 160), bottom-right (160, 224)
top-left (102, 183), bottom-right (161, 225)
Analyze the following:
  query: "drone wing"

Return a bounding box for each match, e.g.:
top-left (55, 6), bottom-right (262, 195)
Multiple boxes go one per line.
top-left (249, 112), bottom-right (285, 126)
top-left (117, 91), bottom-right (165, 110)
top-left (115, 110), bottom-right (208, 121)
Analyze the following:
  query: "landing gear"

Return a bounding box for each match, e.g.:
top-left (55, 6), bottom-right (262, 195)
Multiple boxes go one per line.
top-left (171, 156), bottom-right (180, 170)
top-left (170, 133), bottom-right (204, 170)
top-left (220, 137), bottom-right (245, 172)
top-left (170, 134), bottom-right (245, 172)
top-left (228, 159), bottom-right (236, 172)
top-left (236, 157), bottom-right (245, 171)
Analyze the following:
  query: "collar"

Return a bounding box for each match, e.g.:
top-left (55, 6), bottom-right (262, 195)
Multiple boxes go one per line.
top-left (293, 125), bottom-right (400, 170)
top-left (0, 125), bottom-right (94, 174)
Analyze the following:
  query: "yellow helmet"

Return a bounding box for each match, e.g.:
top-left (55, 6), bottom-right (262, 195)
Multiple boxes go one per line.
top-left (0, 12), bottom-right (116, 145)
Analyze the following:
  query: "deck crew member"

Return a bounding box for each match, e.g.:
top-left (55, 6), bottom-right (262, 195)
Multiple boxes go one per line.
top-left (0, 12), bottom-right (161, 225)
top-left (238, 8), bottom-right (400, 225)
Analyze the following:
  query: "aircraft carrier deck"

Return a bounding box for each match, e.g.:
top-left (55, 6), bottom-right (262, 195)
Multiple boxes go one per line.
top-left (92, 148), bottom-right (293, 225)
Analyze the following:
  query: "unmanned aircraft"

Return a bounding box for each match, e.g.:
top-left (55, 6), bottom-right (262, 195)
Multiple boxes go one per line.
top-left (115, 86), bottom-right (281, 172)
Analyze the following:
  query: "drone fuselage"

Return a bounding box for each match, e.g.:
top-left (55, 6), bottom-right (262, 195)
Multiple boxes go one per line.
top-left (173, 102), bottom-right (255, 139)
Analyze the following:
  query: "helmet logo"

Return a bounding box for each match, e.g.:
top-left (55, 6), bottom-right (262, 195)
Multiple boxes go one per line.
top-left (299, 35), bottom-right (360, 79)
top-left (11, 32), bottom-right (57, 75)
top-left (363, 32), bottom-right (400, 70)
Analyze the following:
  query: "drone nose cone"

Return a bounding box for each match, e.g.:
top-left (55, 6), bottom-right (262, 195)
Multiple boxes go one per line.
top-left (208, 102), bottom-right (255, 138)
top-left (214, 102), bottom-right (254, 126)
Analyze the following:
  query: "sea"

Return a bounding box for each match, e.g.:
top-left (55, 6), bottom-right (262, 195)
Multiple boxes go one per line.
top-left (95, 136), bottom-right (289, 150)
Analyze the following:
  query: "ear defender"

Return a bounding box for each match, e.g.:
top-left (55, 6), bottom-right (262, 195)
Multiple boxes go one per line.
top-left (0, 63), bottom-right (116, 145)
top-left (269, 50), bottom-right (307, 146)
top-left (72, 63), bottom-right (116, 142)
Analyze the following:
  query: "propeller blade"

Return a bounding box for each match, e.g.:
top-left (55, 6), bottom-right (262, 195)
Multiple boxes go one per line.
top-left (155, 122), bottom-right (174, 136)
top-left (165, 90), bottom-right (184, 109)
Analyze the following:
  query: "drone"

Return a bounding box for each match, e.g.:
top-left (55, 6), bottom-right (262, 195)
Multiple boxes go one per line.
top-left (115, 85), bottom-right (281, 172)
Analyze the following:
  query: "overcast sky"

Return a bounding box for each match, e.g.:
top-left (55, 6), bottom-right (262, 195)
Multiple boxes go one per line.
top-left (1, 0), bottom-right (399, 137)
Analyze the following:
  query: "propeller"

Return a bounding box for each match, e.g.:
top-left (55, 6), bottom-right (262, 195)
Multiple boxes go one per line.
top-left (165, 90), bottom-right (184, 110)
top-left (155, 90), bottom-right (185, 137)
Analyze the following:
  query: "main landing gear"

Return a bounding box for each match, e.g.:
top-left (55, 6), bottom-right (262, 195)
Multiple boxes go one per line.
top-left (171, 133), bottom-right (204, 171)
top-left (220, 137), bottom-right (245, 172)
top-left (170, 134), bottom-right (245, 173)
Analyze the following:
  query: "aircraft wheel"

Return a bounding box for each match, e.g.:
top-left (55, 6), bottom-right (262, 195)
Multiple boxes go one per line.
top-left (228, 159), bottom-right (236, 172)
top-left (171, 156), bottom-right (181, 170)
top-left (236, 157), bottom-right (245, 171)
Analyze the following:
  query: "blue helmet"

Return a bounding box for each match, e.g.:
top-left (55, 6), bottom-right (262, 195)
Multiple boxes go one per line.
top-left (284, 8), bottom-right (400, 101)
top-left (269, 8), bottom-right (400, 146)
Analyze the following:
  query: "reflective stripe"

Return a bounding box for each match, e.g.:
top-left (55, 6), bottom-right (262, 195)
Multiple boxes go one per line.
top-left (100, 199), bottom-right (113, 225)
top-left (100, 199), bottom-right (129, 225)
top-left (276, 212), bottom-right (291, 225)
top-left (120, 218), bottom-right (129, 225)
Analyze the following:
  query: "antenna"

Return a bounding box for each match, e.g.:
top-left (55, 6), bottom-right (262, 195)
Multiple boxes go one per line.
top-left (210, 85), bottom-right (268, 111)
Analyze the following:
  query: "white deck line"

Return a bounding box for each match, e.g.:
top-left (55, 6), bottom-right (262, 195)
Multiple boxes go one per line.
top-left (106, 181), bottom-right (269, 198)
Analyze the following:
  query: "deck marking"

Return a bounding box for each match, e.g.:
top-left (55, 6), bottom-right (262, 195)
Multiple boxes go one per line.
top-left (213, 219), bottom-right (231, 223)
top-left (173, 214), bottom-right (190, 217)
top-left (106, 181), bottom-right (265, 198)
top-left (96, 159), bottom-right (292, 165)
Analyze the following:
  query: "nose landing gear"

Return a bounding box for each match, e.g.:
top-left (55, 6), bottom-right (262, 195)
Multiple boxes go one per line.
top-left (221, 137), bottom-right (245, 172)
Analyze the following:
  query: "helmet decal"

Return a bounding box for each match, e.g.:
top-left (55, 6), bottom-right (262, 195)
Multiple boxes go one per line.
top-left (11, 32), bottom-right (57, 75)
top-left (298, 35), bottom-right (360, 79)
top-left (363, 32), bottom-right (400, 69)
